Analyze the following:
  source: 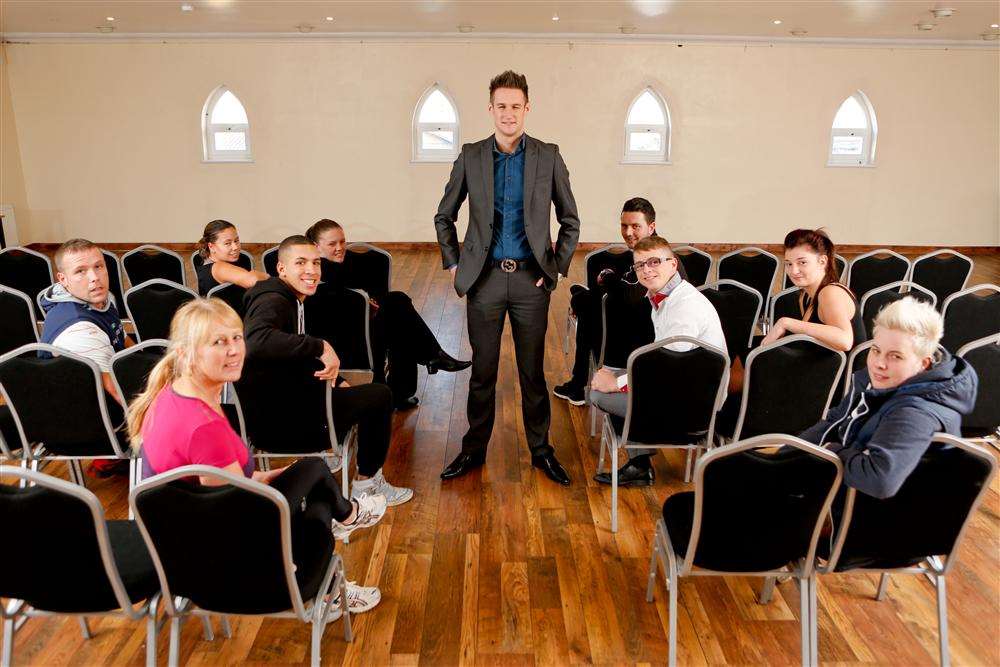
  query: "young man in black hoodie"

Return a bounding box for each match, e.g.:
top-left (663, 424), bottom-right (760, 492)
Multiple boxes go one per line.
top-left (238, 235), bottom-right (413, 506)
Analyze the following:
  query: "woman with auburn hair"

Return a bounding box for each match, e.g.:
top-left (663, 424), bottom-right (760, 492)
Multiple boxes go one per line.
top-left (128, 297), bottom-right (385, 613)
top-left (761, 228), bottom-right (866, 352)
top-left (195, 220), bottom-right (269, 295)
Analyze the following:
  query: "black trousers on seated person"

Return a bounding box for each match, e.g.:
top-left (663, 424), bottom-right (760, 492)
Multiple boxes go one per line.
top-left (569, 289), bottom-right (601, 386)
top-left (371, 291), bottom-right (443, 400)
top-left (329, 382), bottom-right (393, 477)
top-left (268, 457), bottom-right (354, 523)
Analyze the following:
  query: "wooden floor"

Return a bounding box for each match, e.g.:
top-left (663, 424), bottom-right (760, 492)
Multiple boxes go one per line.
top-left (4, 249), bottom-right (999, 666)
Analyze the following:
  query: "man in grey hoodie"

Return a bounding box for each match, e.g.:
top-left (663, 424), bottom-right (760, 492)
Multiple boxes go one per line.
top-left (799, 297), bottom-right (977, 499)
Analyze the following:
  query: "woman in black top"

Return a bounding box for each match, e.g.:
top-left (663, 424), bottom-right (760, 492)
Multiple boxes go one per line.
top-left (195, 220), bottom-right (269, 296)
top-left (762, 228), bottom-right (866, 351)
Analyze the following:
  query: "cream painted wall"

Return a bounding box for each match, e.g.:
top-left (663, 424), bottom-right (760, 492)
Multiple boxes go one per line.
top-left (1, 46), bottom-right (31, 241)
top-left (4, 40), bottom-right (998, 246)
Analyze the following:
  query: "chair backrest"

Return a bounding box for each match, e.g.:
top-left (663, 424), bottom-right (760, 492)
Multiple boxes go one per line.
top-left (697, 280), bottom-right (762, 360)
top-left (842, 340), bottom-right (874, 397)
top-left (262, 246), bottom-right (280, 277)
top-left (910, 249), bottom-right (973, 310)
top-left (768, 286), bottom-right (800, 328)
top-left (847, 250), bottom-right (910, 303)
top-left (121, 244), bottom-right (186, 288)
top-left (0, 344), bottom-right (123, 457)
top-left (344, 243), bottom-right (392, 301)
top-left (782, 253), bottom-right (848, 290)
top-left (717, 247), bottom-right (779, 306)
top-left (0, 466), bottom-right (145, 615)
top-left (207, 282), bottom-right (248, 317)
top-left (859, 281), bottom-right (937, 338)
top-left (680, 434), bottom-right (842, 574)
top-left (584, 244), bottom-right (631, 291)
top-left (622, 336), bottom-right (729, 446)
top-left (111, 340), bottom-right (168, 407)
top-left (673, 246), bottom-right (713, 288)
top-left (0, 246), bottom-right (54, 305)
top-left (826, 434), bottom-right (996, 572)
top-left (191, 249), bottom-right (254, 275)
top-left (124, 279), bottom-right (198, 342)
top-left (304, 287), bottom-right (372, 371)
top-left (0, 285), bottom-right (39, 354)
top-left (940, 284), bottom-right (1000, 353)
top-left (957, 335), bottom-right (1000, 438)
top-left (131, 465), bottom-right (324, 617)
top-left (102, 250), bottom-right (128, 319)
top-left (735, 335), bottom-right (846, 440)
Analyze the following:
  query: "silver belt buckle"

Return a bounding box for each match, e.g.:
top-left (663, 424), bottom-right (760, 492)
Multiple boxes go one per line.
top-left (500, 258), bottom-right (517, 273)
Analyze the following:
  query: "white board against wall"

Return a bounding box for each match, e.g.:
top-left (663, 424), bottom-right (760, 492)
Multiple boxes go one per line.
top-left (0, 204), bottom-right (19, 248)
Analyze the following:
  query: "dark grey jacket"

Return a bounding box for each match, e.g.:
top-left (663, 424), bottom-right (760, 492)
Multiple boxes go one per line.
top-left (799, 351), bottom-right (978, 499)
top-left (434, 134), bottom-right (581, 297)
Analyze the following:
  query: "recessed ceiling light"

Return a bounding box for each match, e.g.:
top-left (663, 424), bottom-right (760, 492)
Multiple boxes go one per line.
top-left (931, 7), bottom-right (955, 18)
top-left (552, 13), bottom-right (559, 22)
top-left (106, 16), bottom-right (115, 21)
top-left (772, 19), bottom-right (782, 25)
top-left (180, 3), bottom-right (194, 11)
top-left (992, 23), bottom-right (999, 28)
top-left (325, 16), bottom-right (334, 21)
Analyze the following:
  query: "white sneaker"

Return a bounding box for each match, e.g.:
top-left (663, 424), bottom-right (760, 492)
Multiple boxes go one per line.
top-left (352, 469), bottom-right (413, 507)
top-left (331, 492), bottom-right (386, 541)
top-left (326, 447), bottom-right (344, 474)
top-left (333, 581), bottom-right (382, 614)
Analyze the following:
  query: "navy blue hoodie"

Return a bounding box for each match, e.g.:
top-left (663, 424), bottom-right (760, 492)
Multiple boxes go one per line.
top-left (799, 351), bottom-right (978, 499)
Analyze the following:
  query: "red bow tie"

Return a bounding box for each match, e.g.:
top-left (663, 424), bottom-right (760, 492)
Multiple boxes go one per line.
top-left (649, 292), bottom-right (668, 309)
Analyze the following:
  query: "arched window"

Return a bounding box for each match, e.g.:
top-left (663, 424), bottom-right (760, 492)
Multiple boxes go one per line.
top-left (202, 86), bottom-right (252, 162)
top-left (412, 85), bottom-right (460, 162)
top-left (623, 87), bottom-right (671, 164)
top-left (828, 91), bottom-right (877, 167)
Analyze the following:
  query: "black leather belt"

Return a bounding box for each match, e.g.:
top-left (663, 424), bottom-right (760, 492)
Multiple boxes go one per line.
top-left (492, 258), bottom-right (533, 273)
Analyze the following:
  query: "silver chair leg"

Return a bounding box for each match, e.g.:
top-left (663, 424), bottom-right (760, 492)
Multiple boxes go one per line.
top-left (200, 615), bottom-right (214, 641)
top-left (596, 423), bottom-right (607, 476)
top-left (683, 449), bottom-right (695, 483)
top-left (145, 599), bottom-right (159, 667)
top-left (936, 575), bottom-right (950, 667)
top-left (610, 445), bottom-right (619, 533)
top-left (799, 578), bottom-right (810, 667)
top-left (168, 617), bottom-right (182, 667)
top-left (667, 560), bottom-right (678, 667)
top-left (759, 576), bottom-right (776, 604)
top-left (2, 617), bottom-right (14, 667)
top-left (645, 533), bottom-right (659, 602)
top-left (78, 616), bottom-right (92, 640)
top-left (809, 575), bottom-right (818, 667)
top-left (310, 617), bottom-right (323, 667)
top-left (219, 615), bottom-right (232, 639)
top-left (875, 573), bottom-right (890, 601)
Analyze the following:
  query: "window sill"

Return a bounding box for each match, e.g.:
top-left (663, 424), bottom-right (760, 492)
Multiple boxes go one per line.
top-left (826, 162), bottom-right (876, 168)
top-left (620, 159), bottom-right (672, 166)
top-left (411, 157), bottom-right (457, 165)
top-left (202, 158), bottom-right (254, 164)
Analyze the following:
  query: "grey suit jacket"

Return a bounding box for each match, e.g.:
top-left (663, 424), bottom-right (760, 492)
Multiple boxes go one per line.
top-left (434, 134), bottom-right (581, 297)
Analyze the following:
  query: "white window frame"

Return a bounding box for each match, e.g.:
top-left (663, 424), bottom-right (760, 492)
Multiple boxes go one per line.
top-left (623, 87), bottom-right (671, 165)
top-left (202, 85), bottom-right (253, 163)
top-left (412, 84), bottom-right (460, 163)
top-left (827, 90), bottom-right (877, 168)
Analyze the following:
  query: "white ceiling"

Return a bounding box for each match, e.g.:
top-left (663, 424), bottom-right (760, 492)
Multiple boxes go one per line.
top-left (2, 1), bottom-right (999, 42)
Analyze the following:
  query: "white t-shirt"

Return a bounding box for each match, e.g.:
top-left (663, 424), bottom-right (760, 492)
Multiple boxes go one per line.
top-left (51, 321), bottom-right (115, 372)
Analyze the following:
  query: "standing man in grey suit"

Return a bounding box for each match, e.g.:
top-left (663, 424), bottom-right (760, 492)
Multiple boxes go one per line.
top-left (434, 70), bottom-right (581, 485)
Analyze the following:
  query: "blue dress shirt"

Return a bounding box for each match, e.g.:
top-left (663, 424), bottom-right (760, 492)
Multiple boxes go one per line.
top-left (490, 136), bottom-right (531, 261)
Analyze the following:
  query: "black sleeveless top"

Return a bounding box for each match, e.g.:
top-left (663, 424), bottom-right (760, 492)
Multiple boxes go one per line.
top-left (196, 262), bottom-right (221, 296)
top-left (802, 282), bottom-right (867, 347)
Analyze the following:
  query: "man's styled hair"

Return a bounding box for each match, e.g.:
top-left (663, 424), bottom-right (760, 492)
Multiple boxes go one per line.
top-left (55, 238), bottom-right (100, 272)
top-left (489, 70), bottom-right (529, 102)
top-left (632, 236), bottom-right (674, 256)
top-left (622, 197), bottom-right (656, 224)
top-left (277, 234), bottom-right (316, 263)
top-left (305, 218), bottom-right (343, 244)
top-left (873, 296), bottom-right (944, 360)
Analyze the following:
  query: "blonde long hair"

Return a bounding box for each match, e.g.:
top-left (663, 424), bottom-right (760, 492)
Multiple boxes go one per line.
top-left (127, 297), bottom-right (243, 448)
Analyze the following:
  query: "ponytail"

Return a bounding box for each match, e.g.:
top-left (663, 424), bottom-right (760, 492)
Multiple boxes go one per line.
top-left (126, 350), bottom-right (179, 450)
top-left (198, 219), bottom-right (236, 260)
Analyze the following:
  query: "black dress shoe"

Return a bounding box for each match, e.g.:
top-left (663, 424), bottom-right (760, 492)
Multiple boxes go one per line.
top-left (531, 452), bottom-right (571, 486)
top-left (394, 396), bottom-right (419, 411)
top-left (441, 451), bottom-right (487, 479)
top-left (594, 460), bottom-right (654, 487)
top-left (426, 350), bottom-right (472, 375)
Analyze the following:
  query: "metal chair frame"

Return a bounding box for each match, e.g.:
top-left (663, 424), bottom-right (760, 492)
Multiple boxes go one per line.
top-left (123, 279), bottom-right (199, 343)
top-left (1, 466), bottom-right (161, 667)
top-left (842, 340), bottom-right (875, 397)
top-left (717, 246), bottom-right (779, 312)
top-left (261, 246), bottom-right (280, 276)
top-left (563, 244), bottom-right (628, 354)
top-left (859, 280), bottom-right (937, 317)
top-left (0, 285), bottom-right (39, 344)
top-left (129, 465), bottom-right (352, 667)
top-left (345, 242), bottom-right (393, 295)
top-left (671, 245), bottom-right (713, 287)
top-left (121, 245), bottom-right (186, 289)
top-left (847, 249), bottom-right (911, 297)
top-left (697, 279), bottom-right (764, 351)
top-left (910, 249), bottom-right (973, 301)
top-left (767, 285), bottom-right (800, 330)
top-left (956, 333), bottom-right (1000, 450)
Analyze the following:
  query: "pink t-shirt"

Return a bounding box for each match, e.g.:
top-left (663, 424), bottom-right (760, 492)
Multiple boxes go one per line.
top-left (141, 386), bottom-right (253, 478)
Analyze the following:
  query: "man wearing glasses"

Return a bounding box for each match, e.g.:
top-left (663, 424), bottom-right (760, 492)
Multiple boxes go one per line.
top-left (554, 197), bottom-right (686, 406)
top-left (588, 235), bottom-right (726, 487)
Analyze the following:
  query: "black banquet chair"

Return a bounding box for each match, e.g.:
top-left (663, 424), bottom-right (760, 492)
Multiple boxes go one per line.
top-left (0, 247), bottom-right (53, 315)
top-left (767, 286), bottom-right (800, 330)
top-left (124, 279), bottom-right (198, 342)
top-left (697, 280), bottom-right (762, 362)
top-left (859, 281), bottom-right (937, 339)
top-left (563, 243), bottom-right (628, 354)
top-left (262, 245), bottom-right (280, 277)
top-left (121, 244), bottom-right (186, 289)
top-left (101, 250), bottom-right (128, 318)
top-left (808, 434), bottom-right (996, 667)
top-left (129, 466), bottom-right (352, 667)
top-left (0, 286), bottom-right (38, 355)
top-left (847, 249), bottom-right (910, 304)
top-left (910, 249), bottom-right (973, 310)
top-left (0, 344), bottom-right (132, 485)
top-left (111, 340), bottom-right (169, 407)
top-left (206, 282), bottom-right (248, 317)
top-left (672, 245), bottom-right (713, 288)
top-left (305, 287), bottom-right (373, 372)
top-left (597, 336), bottom-right (729, 532)
top-left (0, 466), bottom-right (161, 667)
top-left (718, 335), bottom-right (845, 443)
top-left (841, 340), bottom-right (874, 397)
top-left (344, 243), bottom-right (392, 302)
top-left (940, 284), bottom-right (1000, 353)
top-left (646, 434), bottom-right (843, 667)
top-left (957, 334), bottom-right (1000, 443)
top-left (717, 246), bottom-right (779, 313)
top-left (190, 249), bottom-right (254, 276)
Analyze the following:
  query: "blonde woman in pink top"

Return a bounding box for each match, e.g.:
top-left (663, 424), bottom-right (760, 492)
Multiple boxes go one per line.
top-left (127, 297), bottom-right (384, 613)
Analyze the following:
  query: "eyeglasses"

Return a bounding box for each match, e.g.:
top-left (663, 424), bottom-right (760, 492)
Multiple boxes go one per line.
top-left (631, 256), bottom-right (676, 272)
